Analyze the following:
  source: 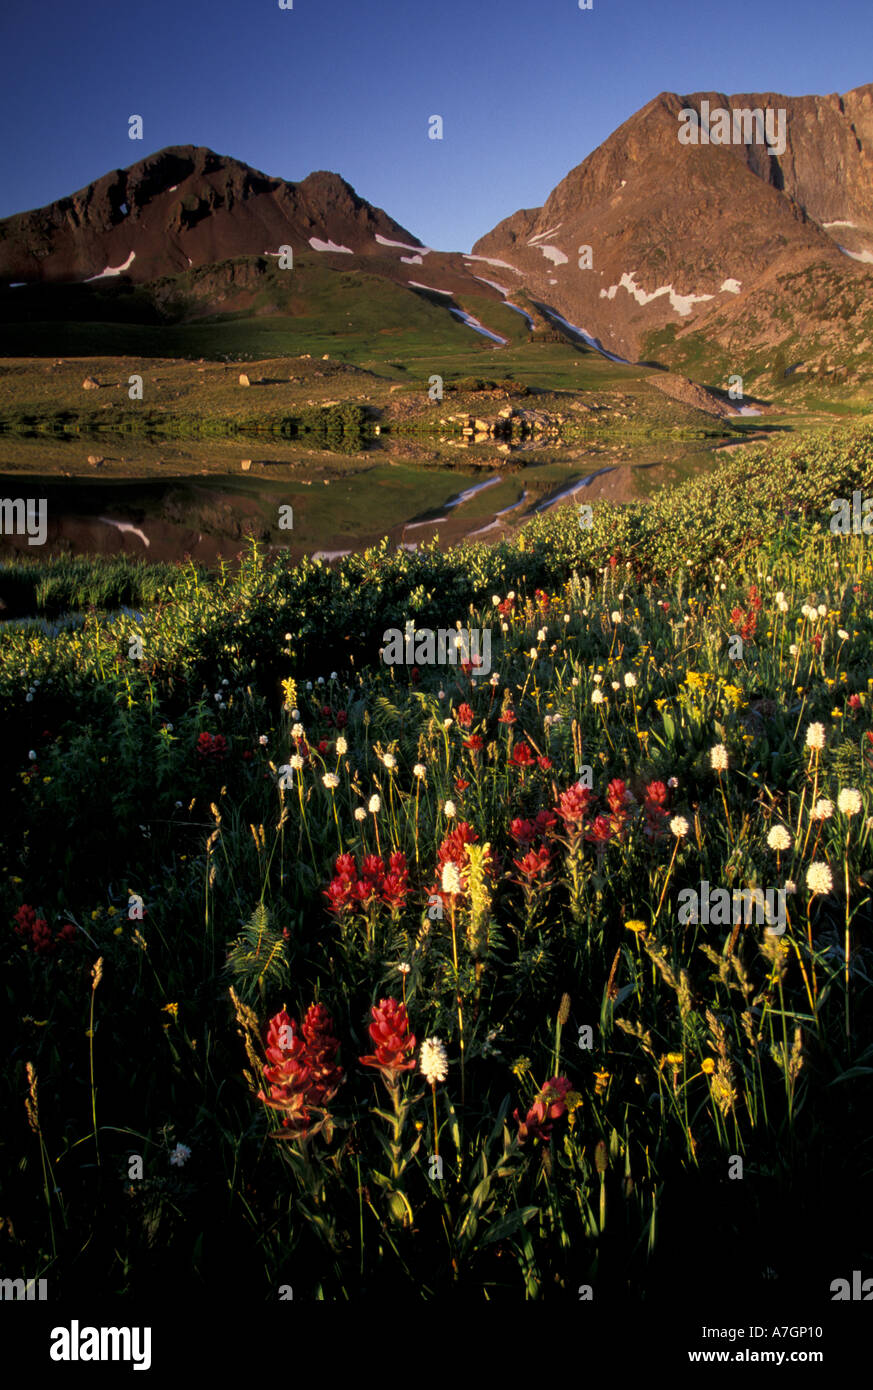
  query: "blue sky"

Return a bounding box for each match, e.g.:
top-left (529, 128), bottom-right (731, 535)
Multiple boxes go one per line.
top-left (1, 0), bottom-right (871, 250)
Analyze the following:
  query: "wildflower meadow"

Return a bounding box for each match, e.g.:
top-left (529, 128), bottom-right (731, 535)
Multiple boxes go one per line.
top-left (2, 425), bottom-right (872, 1310)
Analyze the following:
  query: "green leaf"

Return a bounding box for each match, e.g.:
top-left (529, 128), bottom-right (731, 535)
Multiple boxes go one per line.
top-left (482, 1206), bottom-right (539, 1246)
top-left (828, 1066), bottom-right (873, 1085)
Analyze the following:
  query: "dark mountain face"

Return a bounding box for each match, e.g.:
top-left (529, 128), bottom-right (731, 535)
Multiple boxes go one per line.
top-left (0, 145), bottom-right (425, 284)
top-left (472, 84), bottom-right (873, 360)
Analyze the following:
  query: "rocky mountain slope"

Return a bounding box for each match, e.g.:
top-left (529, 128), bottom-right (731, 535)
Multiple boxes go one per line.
top-left (0, 145), bottom-right (429, 283)
top-left (4, 85), bottom-right (873, 384)
top-left (473, 84), bottom-right (873, 364)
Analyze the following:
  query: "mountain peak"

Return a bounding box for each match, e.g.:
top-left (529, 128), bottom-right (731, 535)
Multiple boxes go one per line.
top-left (0, 147), bottom-right (421, 284)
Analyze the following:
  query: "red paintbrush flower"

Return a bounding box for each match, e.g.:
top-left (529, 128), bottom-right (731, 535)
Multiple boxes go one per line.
top-left (514, 1076), bottom-right (572, 1144)
top-left (511, 742), bottom-right (535, 768)
top-left (353, 877), bottom-right (379, 907)
top-left (644, 780), bottom-right (668, 806)
top-left (264, 1009), bottom-right (302, 1064)
top-left (260, 1005), bottom-right (345, 1136)
top-left (381, 853), bottom-right (410, 910)
top-left (13, 903), bottom-right (57, 955)
top-left (324, 874), bottom-right (356, 915)
top-left (301, 1003), bottom-right (345, 1106)
top-left (463, 734), bottom-right (485, 752)
top-left (360, 854), bottom-right (385, 883)
top-left (456, 702), bottom-right (474, 728)
top-left (259, 1012), bottom-right (314, 1135)
top-left (606, 778), bottom-right (631, 812)
top-left (586, 814), bottom-right (613, 845)
top-left (380, 871), bottom-right (409, 910)
top-left (510, 817), bottom-right (536, 845)
top-left (359, 998), bottom-right (416, 1078)
top-left (556, 783), bottom-right (592, 828)
top-left (512, 846), bottom-right (553, 881)
top-left (196, 731), bottom-right (228, 761)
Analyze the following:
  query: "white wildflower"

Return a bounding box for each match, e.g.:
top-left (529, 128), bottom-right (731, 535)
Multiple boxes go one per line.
top-left (767, 825), bottom-right (792, 851)
top-left (441, 863), bottom-right (462, 896)
top-left (837, 788), bottom-right (862, 817)
top-left (420, 1037), bottom-right (449, 1086)
top-left (710, 744), bottom-right (729, 772)
top-left (806, 862), bottom-right (833, 896)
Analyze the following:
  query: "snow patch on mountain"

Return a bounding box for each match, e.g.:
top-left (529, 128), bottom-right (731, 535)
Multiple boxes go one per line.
top-left (463, 255), bottom-right (522, 273)
top-left (471, 274), bottom-right (510, 295)
top-left (600, 271), bottom-right (714, 316)
top-left (528, 225), bottom-right (563, 245)
top-left (538, 246), bottom-right (569, 266)
top-left (539, 307), bottom-right (630, 363)
top-left (98, 517), bottom-right (150, 547)
top-left (85, 250), bottom-right (136, 280)
top-left (448, 308), bottom-right (507, 344)
top-left (376, 234), bottom-right (431, 254)
top-left (309, 238), bottom-right (354, 253)
top-left (720, 278), bottom-right (742, 294)
top-left (408, 281), bottom-right (453, 295)
top-left (838, 245), bottom-right (873, 263)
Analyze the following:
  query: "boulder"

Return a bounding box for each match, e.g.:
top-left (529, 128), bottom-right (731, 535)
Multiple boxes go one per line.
top-left (87, 454), bottom-right (105, 465)
top-left (239, 373), bottom-right (251, 387)
top-left (82, 377), bottom-right (100, 390)
top-left (240, 459), bottom-right (252, 471)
